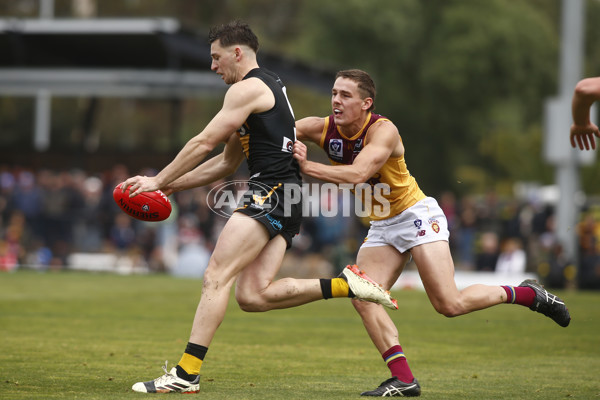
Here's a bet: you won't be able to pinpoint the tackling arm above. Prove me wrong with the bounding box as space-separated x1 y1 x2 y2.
294 121 400 185
295 116 325 143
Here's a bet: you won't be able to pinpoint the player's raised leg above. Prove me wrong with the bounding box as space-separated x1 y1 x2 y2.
412 240 570 326
234 253 398 311
411 240 505 316
235 234 324 311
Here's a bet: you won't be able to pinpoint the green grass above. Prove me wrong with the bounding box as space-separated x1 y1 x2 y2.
1 271 599 399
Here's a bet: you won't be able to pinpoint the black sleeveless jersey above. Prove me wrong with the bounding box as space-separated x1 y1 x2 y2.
237 68 301 185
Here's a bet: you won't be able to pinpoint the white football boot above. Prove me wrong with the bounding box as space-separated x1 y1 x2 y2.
342 265 398 310
131 361 200 393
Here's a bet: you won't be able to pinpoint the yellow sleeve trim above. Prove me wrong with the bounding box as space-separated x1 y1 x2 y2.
319 117 330 148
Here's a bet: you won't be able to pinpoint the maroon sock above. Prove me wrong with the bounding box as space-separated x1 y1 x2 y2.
501 285 535 307
382 345 414 383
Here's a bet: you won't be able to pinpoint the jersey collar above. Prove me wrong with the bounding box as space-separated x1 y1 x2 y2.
337 112 371 141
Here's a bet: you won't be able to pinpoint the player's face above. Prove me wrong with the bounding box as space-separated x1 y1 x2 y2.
210 40 238 85
331 78 370 127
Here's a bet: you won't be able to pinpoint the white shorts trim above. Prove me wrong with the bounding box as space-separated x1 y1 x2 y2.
361 197 450 253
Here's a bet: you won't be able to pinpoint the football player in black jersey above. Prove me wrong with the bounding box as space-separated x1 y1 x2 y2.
122 21 396 394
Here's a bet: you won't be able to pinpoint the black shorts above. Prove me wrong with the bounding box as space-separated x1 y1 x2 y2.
234 182 302 249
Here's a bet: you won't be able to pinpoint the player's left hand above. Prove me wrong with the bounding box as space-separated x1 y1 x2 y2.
121 175 161 198
570 123 600 150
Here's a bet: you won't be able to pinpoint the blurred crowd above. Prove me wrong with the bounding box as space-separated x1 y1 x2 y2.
1 164 599 289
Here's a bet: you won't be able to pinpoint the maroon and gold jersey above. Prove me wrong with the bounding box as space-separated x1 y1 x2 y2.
319 112 426 220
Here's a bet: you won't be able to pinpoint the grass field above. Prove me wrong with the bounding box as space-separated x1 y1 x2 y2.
0 270 599 400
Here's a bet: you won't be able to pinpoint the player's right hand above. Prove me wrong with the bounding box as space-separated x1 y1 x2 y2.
570 123 600 150
293 140 308 164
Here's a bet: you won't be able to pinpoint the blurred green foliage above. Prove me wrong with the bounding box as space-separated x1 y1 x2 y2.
288 0 560 196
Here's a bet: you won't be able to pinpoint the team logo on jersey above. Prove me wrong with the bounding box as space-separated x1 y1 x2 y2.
282 137 293 153
428 218 441 233
329 139 343 158
353 139 363 152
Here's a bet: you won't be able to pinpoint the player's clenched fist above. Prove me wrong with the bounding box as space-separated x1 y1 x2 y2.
293 140 308 164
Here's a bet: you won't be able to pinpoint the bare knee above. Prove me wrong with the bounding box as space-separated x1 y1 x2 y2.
432 298 465 318
235 295 263 312
235 290 270 312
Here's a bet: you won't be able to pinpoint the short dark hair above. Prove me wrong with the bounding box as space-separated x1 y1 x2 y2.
335 69 376 111
208 20 259 53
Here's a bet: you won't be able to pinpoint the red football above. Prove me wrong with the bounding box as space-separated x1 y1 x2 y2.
113 183 172 222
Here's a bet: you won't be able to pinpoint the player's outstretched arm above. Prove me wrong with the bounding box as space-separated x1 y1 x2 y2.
162 134 244 195
123 78 267 197
570 77 600 150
